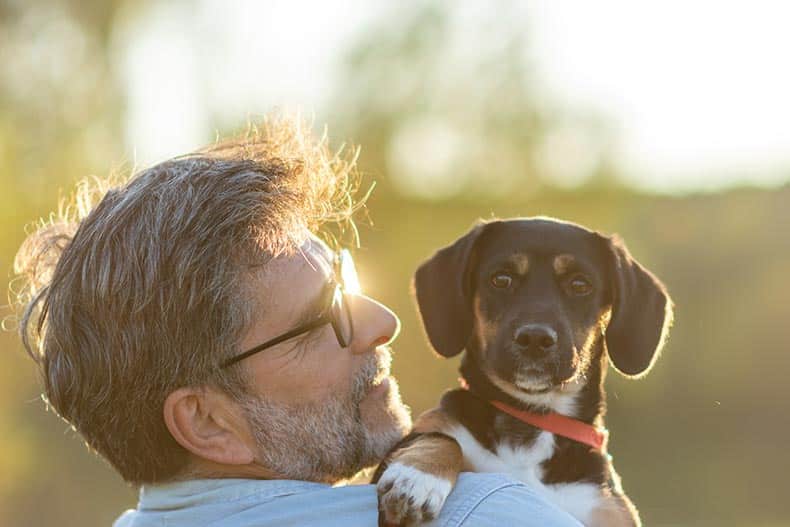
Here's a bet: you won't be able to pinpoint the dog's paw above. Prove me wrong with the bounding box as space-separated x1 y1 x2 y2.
377 462 452 526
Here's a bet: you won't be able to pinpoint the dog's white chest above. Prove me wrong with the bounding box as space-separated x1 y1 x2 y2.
449 425 602 524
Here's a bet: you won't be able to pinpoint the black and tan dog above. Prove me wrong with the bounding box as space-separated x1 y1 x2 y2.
374 217 673 526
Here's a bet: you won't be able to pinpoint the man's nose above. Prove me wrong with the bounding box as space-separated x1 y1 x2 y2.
513 323 558 359
348 294 400 354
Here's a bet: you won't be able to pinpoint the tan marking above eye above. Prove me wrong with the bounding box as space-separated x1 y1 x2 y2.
553 253 576 275
506 253 530 274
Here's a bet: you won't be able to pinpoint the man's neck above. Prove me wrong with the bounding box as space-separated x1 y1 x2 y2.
182 456 282 481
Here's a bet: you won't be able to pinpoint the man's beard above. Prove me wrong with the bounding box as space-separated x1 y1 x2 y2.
240 351 411 483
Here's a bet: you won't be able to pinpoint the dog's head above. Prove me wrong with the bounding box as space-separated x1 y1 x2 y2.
414 217 673 397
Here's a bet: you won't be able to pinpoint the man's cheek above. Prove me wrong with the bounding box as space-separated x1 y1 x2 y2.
255 361 329 406
305 359 355 402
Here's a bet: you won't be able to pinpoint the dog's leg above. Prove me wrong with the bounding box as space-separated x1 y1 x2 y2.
375 410 463 526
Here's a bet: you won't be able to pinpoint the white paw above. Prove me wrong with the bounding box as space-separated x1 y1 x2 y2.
377 462 452 525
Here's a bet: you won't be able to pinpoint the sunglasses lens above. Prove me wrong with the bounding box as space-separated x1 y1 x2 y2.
332 285 353 346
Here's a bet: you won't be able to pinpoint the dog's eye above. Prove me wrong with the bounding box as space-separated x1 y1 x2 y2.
490 272 513 289
567 275 593 296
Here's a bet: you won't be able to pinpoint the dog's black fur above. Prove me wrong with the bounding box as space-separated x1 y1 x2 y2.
375 217 673 526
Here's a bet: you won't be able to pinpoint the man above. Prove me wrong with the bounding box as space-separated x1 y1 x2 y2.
14 116 580 526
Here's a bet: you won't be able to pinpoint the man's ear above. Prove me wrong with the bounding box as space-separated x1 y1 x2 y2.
602 235 674 377
163 387 255 466
413 221 495 357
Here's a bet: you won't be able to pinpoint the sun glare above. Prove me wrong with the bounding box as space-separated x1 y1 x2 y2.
340 249 363 295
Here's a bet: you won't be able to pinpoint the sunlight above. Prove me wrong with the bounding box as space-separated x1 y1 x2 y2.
532 0 790 191
118 0 790 191
339 249 362 295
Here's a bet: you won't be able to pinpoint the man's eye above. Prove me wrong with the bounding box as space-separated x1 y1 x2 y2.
567 275 593 296
490 272 513 289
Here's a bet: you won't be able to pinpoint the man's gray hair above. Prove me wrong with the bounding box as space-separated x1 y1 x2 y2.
12 116 362 484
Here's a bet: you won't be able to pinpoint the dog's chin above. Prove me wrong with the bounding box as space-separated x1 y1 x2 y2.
484 366 586 414
512 367 579 395
512 373 553 394
517 384 552 394
514 378 554 394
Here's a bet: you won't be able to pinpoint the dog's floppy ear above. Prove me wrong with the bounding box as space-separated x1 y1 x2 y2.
413 222 492 357
603 235 674 377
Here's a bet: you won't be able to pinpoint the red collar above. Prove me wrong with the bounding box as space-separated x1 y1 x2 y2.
459 378 608 451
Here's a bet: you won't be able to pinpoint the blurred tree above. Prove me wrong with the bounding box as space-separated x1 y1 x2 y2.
0 0 150 246
331 0 618 201
0 1 147 524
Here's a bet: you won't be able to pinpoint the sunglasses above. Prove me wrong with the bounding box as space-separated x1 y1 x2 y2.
220 249 358 369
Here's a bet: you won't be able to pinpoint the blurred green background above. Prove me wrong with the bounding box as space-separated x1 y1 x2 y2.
2 1 789 526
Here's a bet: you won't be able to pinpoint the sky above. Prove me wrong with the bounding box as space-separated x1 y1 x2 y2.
120 0 790 194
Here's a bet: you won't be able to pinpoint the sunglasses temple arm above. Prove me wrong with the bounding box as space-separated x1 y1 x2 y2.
220 315 332 368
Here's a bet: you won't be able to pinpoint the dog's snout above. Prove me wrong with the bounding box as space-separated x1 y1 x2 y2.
513 324 558 357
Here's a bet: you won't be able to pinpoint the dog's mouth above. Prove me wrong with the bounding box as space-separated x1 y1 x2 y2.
512 365 577 394
513 369 555 393
517 385 552 394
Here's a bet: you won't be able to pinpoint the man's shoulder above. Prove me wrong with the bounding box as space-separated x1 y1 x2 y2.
425 472 582 527
114 475 581 527
255 473 580 527
247 473 580 527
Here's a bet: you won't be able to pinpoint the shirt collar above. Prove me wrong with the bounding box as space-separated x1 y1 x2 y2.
138 478 329 511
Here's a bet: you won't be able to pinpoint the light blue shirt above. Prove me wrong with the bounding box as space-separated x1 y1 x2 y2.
114 473 582 526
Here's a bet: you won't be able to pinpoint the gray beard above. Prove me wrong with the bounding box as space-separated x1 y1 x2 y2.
240 357 407 482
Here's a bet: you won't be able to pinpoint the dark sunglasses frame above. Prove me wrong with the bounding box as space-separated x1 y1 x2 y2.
220 252 354 369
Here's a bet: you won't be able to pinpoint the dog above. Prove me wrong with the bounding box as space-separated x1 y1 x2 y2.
374 217 673 526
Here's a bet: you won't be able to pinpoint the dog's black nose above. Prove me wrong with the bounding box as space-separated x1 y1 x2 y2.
513 324 558 357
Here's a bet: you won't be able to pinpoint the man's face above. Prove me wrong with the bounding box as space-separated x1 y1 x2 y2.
236 236 411 482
